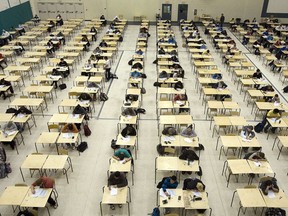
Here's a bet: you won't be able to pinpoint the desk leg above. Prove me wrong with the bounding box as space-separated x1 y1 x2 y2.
277 145 283 160
45 206 51 216
20 167 25 182
127 201 130 216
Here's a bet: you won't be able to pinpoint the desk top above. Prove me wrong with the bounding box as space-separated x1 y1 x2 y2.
261 189 288 208
101 186 128 204
42 155 68 170
0 186 29 206
36 132 59 144
183 190 209 209
159 189 184 208
10 98 44 107
159 115 193 125
237 188 266 208
109 158 131 172
48 113 84 124
21 154 48 169
156 156 199 172
21 188 52 208
116 134 136 146
227 159 251 174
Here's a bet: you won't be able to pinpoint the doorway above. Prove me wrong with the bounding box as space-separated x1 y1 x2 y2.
162 4 172 20
178 4 188 22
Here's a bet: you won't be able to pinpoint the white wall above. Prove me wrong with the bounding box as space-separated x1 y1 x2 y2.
29 0 287 22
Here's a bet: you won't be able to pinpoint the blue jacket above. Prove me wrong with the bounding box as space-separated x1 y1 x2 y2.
161 177 178 191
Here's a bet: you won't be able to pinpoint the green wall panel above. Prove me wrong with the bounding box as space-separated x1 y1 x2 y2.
0 1 33 31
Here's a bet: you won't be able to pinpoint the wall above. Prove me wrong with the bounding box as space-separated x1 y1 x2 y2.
0 1 33 30
29 0 288 22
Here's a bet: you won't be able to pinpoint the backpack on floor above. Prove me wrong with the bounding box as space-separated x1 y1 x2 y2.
283 86 288 93
59 83 67 90
0 146 6 162
265 208 286 216
100 92 108 101
0 163 7 179
77 141 88 152
254 122 265 133
151 207 160 216
84 124 91 136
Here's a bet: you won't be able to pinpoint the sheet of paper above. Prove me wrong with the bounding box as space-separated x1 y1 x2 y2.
119 159 126 164
70 114 80 119
242 138 252 142
184 138 192 143
62 133 73 139
254 161 261 167
31 189 47 198
175 101 184 105
16 113 25 118
166 189 176 197
126 115 132 119
110 188 117 196
121 136 130 142
193 191 202 197
268 190 275 198
79 100 89 105
5 130 16 136
159 188 167 198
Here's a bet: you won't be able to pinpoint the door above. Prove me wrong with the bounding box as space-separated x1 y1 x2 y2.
162 4 172 20
178 4 188 22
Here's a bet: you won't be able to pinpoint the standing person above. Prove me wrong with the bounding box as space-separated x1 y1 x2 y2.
104 56 112 82
31 177 57 208
220 13 225 28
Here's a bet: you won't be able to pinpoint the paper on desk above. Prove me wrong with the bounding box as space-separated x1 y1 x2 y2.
193 191 202 197
16 113 26 118
121 136 130 142
62 133 73 139
0 85 5 88
163 136 175 142
126 115 132 119
159 188 175 198
110 188 118 196
31 189 47 198
5 130 16 136
271 118 277 123
254 161 261 167
274 102 280 107
175 101 184 105
166 189 176 197
268 190 276 198
79 100 89 105
242 138 252 142
119 159 126 164
70 114 80 119
184 138 192 143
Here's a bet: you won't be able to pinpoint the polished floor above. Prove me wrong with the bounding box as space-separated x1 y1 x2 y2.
0 22 288 216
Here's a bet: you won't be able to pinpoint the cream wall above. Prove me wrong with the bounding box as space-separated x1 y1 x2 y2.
29 0 287 22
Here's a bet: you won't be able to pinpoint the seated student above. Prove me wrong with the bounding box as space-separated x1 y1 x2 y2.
240 125 256 152
252 69 263 89
0 53 7 70
131 62 143 70
263 108 281 133
56 14 64 26
173 94 188 113
170 55 179 63
244 151 265 161
167 35 176 45
2 121 18 149
211 81 227 89
112 147 132 164
61 123 79 148
81 59 93 77
14 42 25 55
57 58 70 77
135 49 144 55
260 178 279 195
31 177 57 208
0 78 14 100
125 94 138 104
46 40 55 54
99 40 108 47
121 124 137 137
92 46 103 60
90 26 97 41
78 93 92 102
183 177 205 190
260 85 274 102
130 70 142 88
158 47 166 55
180 125 197 137
271 94 280 104
179 148 199 162
81 35 90 51
162 127 177 136
157 175 179 195
107 171 128 210
100 15 107 26
56 32 66 45
47 20 55 33
122 107 137 116
171 64 185 78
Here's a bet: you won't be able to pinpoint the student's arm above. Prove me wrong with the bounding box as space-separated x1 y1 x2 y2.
71 124 79 133
117 174 128 187
61 124 69 133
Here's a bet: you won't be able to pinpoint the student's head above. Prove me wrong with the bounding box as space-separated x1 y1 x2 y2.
60 58 64 62
256 68 261 73
170 175 177 183
7 121 14 128
118 153 125 161
167 127 175 135
274 94 279 98
68 123 74 131
273 109 280 114
114 171 120 178
88 59 91 63
196 182 204 192
246 125 253 132
257 152 265 159
265 180 273 187
104 57 108 60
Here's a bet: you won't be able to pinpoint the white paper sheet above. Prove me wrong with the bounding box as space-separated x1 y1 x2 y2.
31 189 47 198
268 190 275 198
110 188 117 196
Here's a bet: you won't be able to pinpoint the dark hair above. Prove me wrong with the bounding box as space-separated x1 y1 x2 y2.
114 171 120 177
119 153 125 161
171 175 177 181
68 124 73 130
265 180 272 185
273 109 280 113
60 58 64 61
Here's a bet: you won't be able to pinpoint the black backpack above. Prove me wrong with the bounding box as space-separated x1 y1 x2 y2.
174 81 184 90
283 86 288 93
100 92 108 101
254 122 265 133
0 147 6 162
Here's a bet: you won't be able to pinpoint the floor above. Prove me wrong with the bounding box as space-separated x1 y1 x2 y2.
0 22 288 216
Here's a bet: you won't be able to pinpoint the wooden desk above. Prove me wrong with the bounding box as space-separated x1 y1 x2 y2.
273 135 288 159
23 85 55 103
35 132 59 153
231 188 266 216
0 186 29 208
48 113 84 125
58 98 93 114
42 155 73 183
158 189 184 210
261 189 288 208
211 116 247 137
109 158 133 184
10 98 45 116
100 186 131 216
183 190 211 215
155 156 199 183
159 115 193 132
20 154 48 181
